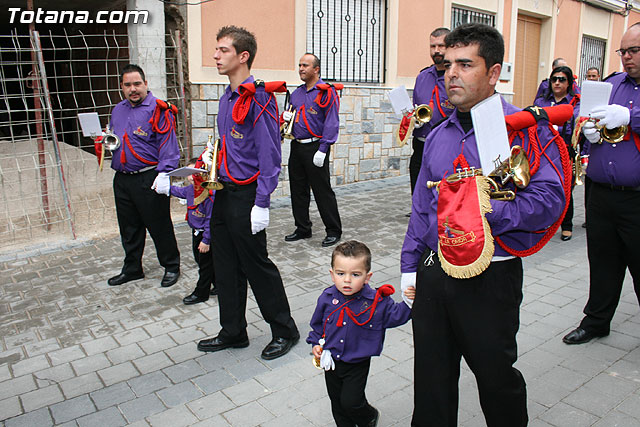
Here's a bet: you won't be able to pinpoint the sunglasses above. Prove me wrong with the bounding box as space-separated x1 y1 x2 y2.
615 46 640 56
551 76 567 83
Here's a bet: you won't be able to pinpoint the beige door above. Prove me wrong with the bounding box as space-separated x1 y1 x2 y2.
514 15 541 108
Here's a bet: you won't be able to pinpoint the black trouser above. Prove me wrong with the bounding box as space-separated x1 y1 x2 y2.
113 170 180 276
211 182 298 341
579 183 640 334
584 175 592 220
325 359 377 427
288 140 341 237
411 250 527 427
409 137 425 194
561 186 575 232
191 229 215 298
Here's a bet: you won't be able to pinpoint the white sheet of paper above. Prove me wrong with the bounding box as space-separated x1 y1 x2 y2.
166 167 207 177
579 80 613 117
387 86 413 117
77 113 103 137
470 93 510 175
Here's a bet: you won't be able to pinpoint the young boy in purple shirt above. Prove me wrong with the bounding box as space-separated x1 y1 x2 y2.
307 240 412 426
170 159 216 305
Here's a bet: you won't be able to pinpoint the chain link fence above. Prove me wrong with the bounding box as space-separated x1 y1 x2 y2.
0 29 188 254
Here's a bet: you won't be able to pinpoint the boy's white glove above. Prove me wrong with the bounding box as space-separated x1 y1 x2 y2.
320 348 335 371
313 151 326 167
250 205 269 234
282 110 294 122
202 139 215 167
591 104 630 129
582 121 601 144
401 272 417 308
151 172 170 196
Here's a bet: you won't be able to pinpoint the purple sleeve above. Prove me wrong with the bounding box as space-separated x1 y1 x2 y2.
306 293 328 346
201 194 214 245
318 88 340 153
253 92 282 208
486 124 566 234
381 298 411 328
170 185 189 199
155 109 181 172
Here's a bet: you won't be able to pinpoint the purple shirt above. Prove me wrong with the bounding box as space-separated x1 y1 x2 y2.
586 72 640 187
110 92 180 173
170 184 214 245
533 93 579 145
307 284 411 363
289 79 340 153
412 65 454 139
217 76 281 208
401 97 567 272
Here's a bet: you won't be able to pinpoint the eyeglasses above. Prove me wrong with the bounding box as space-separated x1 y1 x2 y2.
616 46 640 56
551 76 567 83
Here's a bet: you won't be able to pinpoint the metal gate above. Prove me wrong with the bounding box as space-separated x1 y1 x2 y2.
580 35 606 82
0 29 188 254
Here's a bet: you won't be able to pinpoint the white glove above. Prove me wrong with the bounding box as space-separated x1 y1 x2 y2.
401 272 417 308
582 121 601 144
250 205 269 234
591 104 630 129
151 172 170 196
313 151 326 167
202 139 215 167
282 110 294 122
320 348 335 371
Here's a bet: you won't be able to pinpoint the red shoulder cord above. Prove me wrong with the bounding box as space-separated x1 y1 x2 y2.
319 285 395 341
121 133 158 166
149 99 178 148
494 123 572 256
429 85 447 118
301 84 342 138
221 135 260 185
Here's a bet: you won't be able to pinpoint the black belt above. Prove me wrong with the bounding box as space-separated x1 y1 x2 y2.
220 180 257 192
119 166 156 175
594 181 640 192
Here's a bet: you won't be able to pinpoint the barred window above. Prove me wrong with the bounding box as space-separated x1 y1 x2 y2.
306 0 386 83
579 35 606 82
451 6 495 29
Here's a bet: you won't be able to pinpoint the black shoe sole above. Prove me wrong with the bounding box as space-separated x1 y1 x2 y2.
197 339 249 352
108 274 144 286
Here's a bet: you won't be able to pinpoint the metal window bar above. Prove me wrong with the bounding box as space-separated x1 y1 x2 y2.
451 6 496 29
307 0 386 83
579 35 606 83
0 29 187 252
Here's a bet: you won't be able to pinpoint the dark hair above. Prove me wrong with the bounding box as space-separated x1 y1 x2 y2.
216 25 258 69
444 23 504 70
586 66 600 74
120 64 145 83
431 27 450 38
331 240 372 272
303 52 320 69
549 66 575 96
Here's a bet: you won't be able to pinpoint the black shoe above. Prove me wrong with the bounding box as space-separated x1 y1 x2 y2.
285 231 312 242
405 212 411 217
582 222 587 228
561 233 572 241
197 335 249 352
183 294 208 305
261 335 299 360
368 407 380 427
562 327 608 345
321 236 340 247
108 272 144 286
209 286 218 296
161 270 180 288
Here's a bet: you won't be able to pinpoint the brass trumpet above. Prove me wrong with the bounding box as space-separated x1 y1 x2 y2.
202 135 224 191
426 145 531 201
281 106 296 140
413 104 432 125
600 124 627 144
103 124 121 151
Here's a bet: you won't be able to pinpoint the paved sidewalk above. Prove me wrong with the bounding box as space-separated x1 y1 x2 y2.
1 176 640 427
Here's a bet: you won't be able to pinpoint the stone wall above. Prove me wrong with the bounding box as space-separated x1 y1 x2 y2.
189 83 411 198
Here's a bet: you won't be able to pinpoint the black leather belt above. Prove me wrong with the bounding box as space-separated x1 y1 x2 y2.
594 181 640 192
119 166 156 175
220 180 257 192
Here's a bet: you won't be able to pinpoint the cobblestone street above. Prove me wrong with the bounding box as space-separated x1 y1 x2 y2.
1 176 640 426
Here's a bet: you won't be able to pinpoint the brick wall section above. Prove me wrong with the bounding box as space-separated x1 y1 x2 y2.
189 84 412 198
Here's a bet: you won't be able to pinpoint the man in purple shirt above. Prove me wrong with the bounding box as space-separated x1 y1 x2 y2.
197 26 299 360
409 27 455 194
108 64 181 288
563 23 640 345
401 24 566 426
283 53 342 247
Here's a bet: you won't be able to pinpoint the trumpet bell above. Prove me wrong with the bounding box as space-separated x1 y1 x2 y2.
414 104 432 124
312 357 322 370
600 125 627 144
202 135 224 191
103 125 121 151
